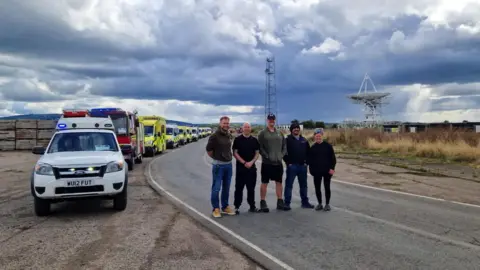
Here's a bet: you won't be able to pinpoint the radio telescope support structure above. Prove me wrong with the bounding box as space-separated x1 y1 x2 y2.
265 56 278 126
347 73 390 126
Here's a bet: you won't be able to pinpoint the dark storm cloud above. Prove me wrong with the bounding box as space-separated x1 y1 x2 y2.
429 96 480 112
47 64 145 79
378 44 480 86
1 0 480 121
431 83 480 97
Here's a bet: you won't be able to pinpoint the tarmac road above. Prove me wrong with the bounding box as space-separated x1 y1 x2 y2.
150 139 480 270
0 150 259 270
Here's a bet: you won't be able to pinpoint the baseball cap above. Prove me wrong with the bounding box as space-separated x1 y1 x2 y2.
267 113 276 120
314 128 324 135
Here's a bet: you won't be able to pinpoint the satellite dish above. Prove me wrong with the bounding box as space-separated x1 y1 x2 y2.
346 73 391 126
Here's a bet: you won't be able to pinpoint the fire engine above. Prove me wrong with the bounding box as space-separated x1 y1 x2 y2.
30 114 128 216
89 108 145 171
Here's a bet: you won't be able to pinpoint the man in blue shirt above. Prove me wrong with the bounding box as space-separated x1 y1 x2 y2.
283 122 315 210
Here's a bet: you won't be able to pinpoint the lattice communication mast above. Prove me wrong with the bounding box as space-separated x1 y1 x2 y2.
265 56 278 126
347 73 391 126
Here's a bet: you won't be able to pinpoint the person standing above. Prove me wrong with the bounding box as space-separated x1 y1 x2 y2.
283 122 315 210
232 122 260 214
206 116 236 218
307 128 337 211
257 113 288 212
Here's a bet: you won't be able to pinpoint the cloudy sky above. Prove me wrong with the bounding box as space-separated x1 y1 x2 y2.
0 0 479 124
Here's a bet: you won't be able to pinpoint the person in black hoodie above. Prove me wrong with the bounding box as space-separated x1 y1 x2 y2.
307 128 337 211
283 122 315 210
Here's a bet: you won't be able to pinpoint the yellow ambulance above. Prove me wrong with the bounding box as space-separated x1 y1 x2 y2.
138 116 167 156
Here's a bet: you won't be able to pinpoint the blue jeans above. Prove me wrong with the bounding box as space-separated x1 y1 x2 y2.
284 164 309 206
211 163 233 210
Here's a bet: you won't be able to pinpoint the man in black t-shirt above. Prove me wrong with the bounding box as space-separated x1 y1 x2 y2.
232 122 260 214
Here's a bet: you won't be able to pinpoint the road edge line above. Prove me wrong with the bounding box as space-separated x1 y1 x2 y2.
145 151 295 270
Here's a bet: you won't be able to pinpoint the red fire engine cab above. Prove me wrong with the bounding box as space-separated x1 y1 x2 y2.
85 108 145 171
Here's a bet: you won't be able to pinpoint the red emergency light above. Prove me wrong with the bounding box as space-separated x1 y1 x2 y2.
62 109 89 118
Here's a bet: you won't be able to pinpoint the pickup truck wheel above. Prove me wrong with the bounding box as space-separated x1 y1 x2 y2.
113 186 127 211
34 197 51 216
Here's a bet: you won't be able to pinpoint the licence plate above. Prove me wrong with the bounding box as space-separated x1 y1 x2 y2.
65 179 94 187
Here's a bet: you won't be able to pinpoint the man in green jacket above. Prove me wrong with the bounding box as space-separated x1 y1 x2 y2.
257 113 288 212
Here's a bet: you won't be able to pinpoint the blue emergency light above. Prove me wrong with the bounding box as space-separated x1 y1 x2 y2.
57 123 67 129
89 108 122 117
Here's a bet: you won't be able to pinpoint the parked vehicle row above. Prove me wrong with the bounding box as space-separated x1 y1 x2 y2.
29 108 212 216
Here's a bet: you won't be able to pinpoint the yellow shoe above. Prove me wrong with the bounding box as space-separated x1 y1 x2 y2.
221 206 236 216
212 208 221 218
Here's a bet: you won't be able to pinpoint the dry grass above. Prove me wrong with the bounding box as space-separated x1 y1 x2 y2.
302 128 480 164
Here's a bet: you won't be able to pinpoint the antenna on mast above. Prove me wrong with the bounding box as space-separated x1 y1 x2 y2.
265 56 278 126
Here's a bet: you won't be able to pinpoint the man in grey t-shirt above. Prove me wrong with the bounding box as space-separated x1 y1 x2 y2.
257 113 288 212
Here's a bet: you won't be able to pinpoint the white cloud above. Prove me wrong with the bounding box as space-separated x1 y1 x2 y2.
301 37 343 54
397 82 480 122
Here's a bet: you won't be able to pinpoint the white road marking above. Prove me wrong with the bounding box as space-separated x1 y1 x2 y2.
337 206 480 251
282 187 480 252
148 148 295 270
204 150 480 252
331 179 480 208
203 152 480 209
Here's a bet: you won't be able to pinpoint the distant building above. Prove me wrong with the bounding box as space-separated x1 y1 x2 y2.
382 121 480 133
277 124 303 131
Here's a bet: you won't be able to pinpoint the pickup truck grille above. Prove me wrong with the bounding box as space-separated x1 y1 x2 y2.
53 166 106 179
55 185 104 194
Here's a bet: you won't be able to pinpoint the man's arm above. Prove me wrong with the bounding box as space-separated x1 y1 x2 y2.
257 131 268 159
232 137 246 165
251 138 261 163
206 134 216 158
304 137 311 164
233 150 246 164
252 150 260 163
281 133 287 157
282 136 290 164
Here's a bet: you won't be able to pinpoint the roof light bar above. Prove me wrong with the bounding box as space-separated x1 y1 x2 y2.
62 109 90 118
90 108 125 117
55 117 115 131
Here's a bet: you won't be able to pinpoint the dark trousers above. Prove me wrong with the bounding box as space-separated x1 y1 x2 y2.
313 173 332 205
233 165 257 209
284 164 309 206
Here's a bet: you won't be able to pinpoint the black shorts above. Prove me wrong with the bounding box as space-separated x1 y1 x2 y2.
261 163 283 184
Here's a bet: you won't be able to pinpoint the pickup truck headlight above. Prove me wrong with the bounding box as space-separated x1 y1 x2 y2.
105 161 124 173
35 163 54 175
